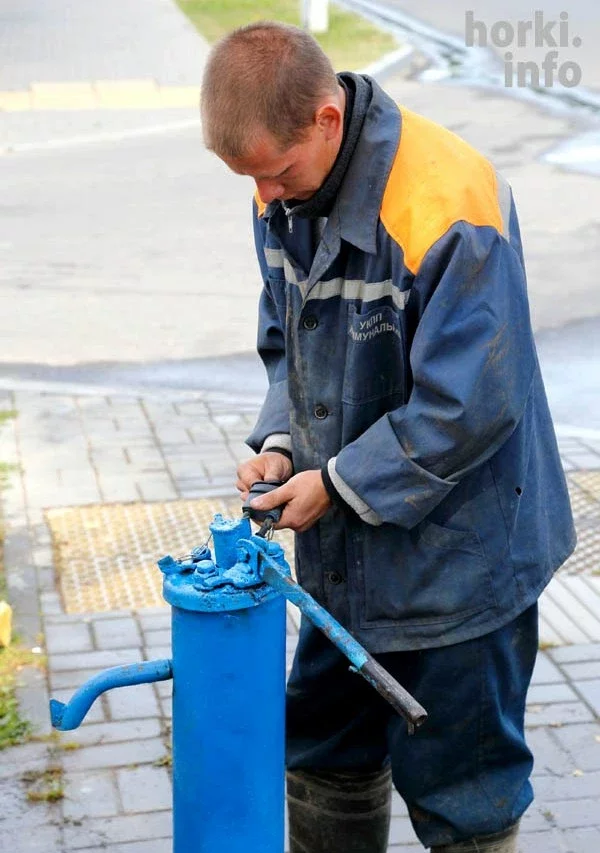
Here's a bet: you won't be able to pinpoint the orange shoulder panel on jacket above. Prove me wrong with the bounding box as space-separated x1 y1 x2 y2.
380 107 503 276
254 190 267 218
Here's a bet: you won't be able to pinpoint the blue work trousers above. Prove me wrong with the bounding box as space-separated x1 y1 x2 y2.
286 604 538 848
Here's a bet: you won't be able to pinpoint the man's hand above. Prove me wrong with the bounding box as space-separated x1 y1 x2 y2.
249 469 332 533
236 452 294 500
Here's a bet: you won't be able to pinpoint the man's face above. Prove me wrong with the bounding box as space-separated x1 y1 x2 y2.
224 125 334 205
221 97 344 205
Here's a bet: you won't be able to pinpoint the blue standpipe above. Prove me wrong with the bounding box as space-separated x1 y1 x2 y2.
50 513 426 853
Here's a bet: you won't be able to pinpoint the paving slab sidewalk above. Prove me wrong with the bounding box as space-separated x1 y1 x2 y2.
0 386 599 852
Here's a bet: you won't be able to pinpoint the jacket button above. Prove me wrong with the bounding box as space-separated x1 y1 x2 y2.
314 404 328 420
303 315 318 331
327 571 343 585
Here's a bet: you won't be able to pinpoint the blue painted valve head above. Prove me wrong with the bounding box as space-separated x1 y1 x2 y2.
157 513 290 613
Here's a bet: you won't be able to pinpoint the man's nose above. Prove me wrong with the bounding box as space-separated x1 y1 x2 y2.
255 179 285 204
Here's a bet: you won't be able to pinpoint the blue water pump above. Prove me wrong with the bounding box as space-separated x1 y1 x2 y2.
50 509 427 852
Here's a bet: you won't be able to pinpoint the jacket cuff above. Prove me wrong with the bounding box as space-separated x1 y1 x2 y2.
326 458 383 526
261 433 292 455
320 462 347 509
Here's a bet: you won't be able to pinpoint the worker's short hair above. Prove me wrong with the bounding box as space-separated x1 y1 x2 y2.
201 21 339 158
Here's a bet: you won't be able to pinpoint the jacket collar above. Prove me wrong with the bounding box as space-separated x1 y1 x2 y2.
336 78 402 254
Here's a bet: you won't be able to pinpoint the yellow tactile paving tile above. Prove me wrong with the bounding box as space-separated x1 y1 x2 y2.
0 90 33 111
46 499 294 614
31 82 96 109
0 80 199 112
561 470 600 575
94 78 161 107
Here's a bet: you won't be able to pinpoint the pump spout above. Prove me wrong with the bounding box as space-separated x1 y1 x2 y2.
50 659 173 731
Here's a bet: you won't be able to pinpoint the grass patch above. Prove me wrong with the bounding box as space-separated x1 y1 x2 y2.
22 766 65 803
176 0 398 70
1 410 44 751
0 643 44 750
0 410 17 426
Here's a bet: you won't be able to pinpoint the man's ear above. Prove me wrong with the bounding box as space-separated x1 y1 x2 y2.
314 103 343 140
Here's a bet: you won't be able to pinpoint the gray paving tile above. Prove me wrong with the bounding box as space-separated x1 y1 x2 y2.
525 701 595 727
92 616 142 650
60 718 162 748
143 645 171 661
51 666 112 690
551 724 600 772
155 679 172 699
520 803 554 832
142 628 171 647
0 775 56 828
516 829 565 853
0 823 62 852
138 609 170 631
84 842 172 853
575 679 600 716
534 770 600 801
528 729 575 776
39 590 64 616
558 827 600 853
45 621 93 654
97 476 141 502
551 644 600 664
549 797 600 828
88 609 137 621
12 610 43 645
391 791 408 816
527 683 577 704
117 765 172 812
63 769 120 820
562 661 600 681
61 738 165 772
136 475 178 501
0 741 52 780
106 681 160 720
15 665 52 737
62 809 172 849
531 653 565 685
51 648 143 671
389 816 419 845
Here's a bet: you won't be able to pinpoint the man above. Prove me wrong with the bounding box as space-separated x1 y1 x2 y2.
200 21 575 853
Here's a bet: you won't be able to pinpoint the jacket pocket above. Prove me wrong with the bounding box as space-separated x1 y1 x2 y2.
342 304 406 404
358 520 497 627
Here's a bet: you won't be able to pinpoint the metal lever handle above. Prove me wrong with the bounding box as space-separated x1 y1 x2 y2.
252 544 428 733
358 656 427 731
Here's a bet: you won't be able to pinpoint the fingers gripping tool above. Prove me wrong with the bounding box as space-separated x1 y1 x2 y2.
242 480 287 537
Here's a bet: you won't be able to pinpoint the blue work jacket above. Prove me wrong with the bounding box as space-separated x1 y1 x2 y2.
247 77 576 653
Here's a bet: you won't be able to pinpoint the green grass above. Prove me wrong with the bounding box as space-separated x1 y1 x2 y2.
0 643 43 750
22 766 64 802
0 408 43 751
176 0 397 70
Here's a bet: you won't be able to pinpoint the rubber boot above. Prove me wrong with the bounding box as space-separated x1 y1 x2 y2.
287 765 392 853
430 821 519 852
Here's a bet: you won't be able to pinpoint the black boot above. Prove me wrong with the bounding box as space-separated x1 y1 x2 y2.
287 766 392 853
430 821 519 852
